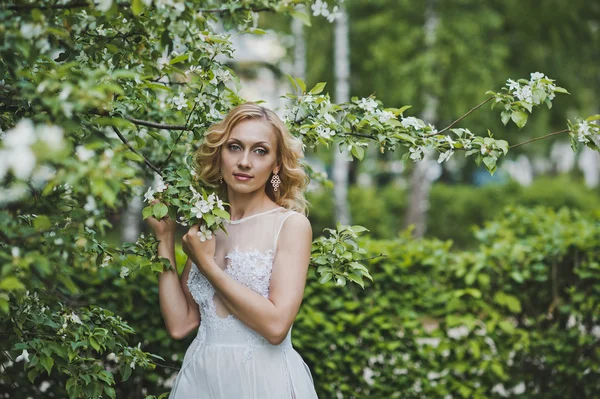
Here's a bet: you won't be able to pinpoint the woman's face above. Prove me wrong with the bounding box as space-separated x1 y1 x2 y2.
220 118 279 195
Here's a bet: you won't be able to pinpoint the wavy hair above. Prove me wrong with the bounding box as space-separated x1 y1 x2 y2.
193 103 310 215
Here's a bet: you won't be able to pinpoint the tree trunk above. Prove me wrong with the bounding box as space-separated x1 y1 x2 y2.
403 0 440 238
333 4 351 225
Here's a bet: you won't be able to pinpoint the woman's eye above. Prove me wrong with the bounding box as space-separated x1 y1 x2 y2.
229 144 241 151
255 148 267 155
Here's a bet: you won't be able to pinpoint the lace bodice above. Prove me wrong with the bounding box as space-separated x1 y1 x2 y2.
186 207 299 361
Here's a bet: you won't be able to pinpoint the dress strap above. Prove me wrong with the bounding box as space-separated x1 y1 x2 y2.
273 210 300 253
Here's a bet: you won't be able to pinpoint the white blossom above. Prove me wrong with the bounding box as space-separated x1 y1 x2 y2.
157 48 170 70
311 0 330 17
101 254 111 268
94 0 113 12
39 381 51 393
120 266 130 278
506 79 520 92
375 109 394 123
409 146 423 161
16 349 29 363
76 146 95 162
83 195 97 212
39 125 64 150
170 92 188 110
357 98 378 113
191 199 211 219
70 312 83 325
155 175 167 193
197 224 213 242
530 72 546 81
11 247 20 258
144 187 155 203
437 150 454 164
401 116 426 130
316 125 335 139
327 6 340 23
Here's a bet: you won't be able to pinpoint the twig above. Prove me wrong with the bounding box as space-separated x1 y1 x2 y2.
433 97 494 136
340 132 377 140
201 7 270 14
160 99 199 168
112 127 163 176
509 129 569 149
125 117 187 131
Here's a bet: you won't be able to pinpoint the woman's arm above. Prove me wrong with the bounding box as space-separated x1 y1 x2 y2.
146 202 201 340
157 236 201 340
193 214 312 345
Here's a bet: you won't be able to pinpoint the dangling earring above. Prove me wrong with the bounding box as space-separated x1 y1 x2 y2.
271 172 281 192
218 169 223 184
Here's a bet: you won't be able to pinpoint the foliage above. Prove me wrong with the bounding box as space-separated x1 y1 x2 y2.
1 0 599 397
295 206 600 398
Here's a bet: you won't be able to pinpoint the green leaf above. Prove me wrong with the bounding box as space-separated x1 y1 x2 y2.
27 369 37 383
482 157 497 174
0 277 25 291
170 53 189 65
121 364 132 382
142 206 153 219
511 110 528 128
496 140 509 155
586 114 600 122
309 82 327 95
285 74 298 91
132 0 144 15
124 152 144 162
40 355 54 375
351 145 365 160
153 203 168 219
318 272 332 284
295 77 307 93
501 111 511 126
33 215 52 230
290 10 311 26
104 386 116 399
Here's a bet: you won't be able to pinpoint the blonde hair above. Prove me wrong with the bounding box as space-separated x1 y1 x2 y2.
193 103 310 215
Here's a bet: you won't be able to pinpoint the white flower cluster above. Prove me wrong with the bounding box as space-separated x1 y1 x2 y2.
437 135 456 164
506 72 556 106
574 119 600 145
143 174 168 203
169 91 188 110
1 119 64 180
356 97 395 124
400 116 426 130
188 187 225 241
311 0 341 23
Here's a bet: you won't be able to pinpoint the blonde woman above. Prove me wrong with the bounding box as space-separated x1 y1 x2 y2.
146 103 319 398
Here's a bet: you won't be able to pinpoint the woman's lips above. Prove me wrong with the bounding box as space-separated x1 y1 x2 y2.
233 174 253 181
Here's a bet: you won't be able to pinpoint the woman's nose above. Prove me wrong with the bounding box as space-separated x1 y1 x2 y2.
237 151 252 168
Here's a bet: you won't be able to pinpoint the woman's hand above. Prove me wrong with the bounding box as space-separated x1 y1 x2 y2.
145 199 177 239
182 224 216 273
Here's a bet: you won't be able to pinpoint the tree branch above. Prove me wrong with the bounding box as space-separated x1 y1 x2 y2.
340 132 377 140
509 129 569 149
432 96 494 136
125 117 187 131
4 1 90 11
112 126 163 176
160 100 198 168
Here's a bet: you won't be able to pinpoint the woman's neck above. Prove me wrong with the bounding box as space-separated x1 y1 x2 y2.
226 191 276 221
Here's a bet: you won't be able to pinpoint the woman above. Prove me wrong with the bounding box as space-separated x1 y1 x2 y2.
146 103 319 398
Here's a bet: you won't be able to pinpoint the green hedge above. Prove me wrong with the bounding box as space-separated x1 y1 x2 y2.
295 205 600 398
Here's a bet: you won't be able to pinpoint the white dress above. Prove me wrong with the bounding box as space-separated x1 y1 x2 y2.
169 206 319 399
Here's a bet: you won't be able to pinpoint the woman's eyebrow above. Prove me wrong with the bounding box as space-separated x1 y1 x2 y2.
228 138 271 147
